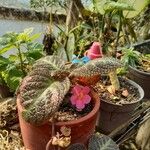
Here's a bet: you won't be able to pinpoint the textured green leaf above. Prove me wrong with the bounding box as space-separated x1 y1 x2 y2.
33 55 66 74
19 55 70 124
54 46 68 62
70 57 122 77
20 77 70 124
88 134 119 150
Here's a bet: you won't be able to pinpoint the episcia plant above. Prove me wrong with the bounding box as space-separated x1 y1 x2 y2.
0 28 44 92
18 55 122 125
67 133 119 150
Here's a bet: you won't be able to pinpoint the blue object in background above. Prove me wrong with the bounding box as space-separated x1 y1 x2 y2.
72 55 90 64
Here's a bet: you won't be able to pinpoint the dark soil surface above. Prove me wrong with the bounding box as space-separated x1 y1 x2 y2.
52 94 93 122
93 77 140 105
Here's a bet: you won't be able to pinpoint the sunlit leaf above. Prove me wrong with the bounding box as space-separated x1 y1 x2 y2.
0 44 15 54
119 0 150 18
29 33 41 41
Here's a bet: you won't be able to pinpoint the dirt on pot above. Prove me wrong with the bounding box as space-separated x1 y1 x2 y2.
93 77 140 105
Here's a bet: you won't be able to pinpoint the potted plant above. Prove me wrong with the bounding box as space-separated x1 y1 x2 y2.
89 49 144 134
0 28 44 98
77 42 144 134
123 40 150 99
17 55 124 149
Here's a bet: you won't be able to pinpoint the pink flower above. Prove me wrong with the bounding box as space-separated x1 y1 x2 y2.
70 85 91 111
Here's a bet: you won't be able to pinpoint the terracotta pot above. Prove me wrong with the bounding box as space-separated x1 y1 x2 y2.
17 90 100 150
98 78 144 134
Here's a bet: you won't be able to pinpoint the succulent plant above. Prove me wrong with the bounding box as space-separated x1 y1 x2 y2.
66 134 119 150
18 55 122 125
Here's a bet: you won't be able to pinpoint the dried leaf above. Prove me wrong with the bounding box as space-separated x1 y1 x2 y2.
107 85 116 95
122 89 129 97
60 126 71 137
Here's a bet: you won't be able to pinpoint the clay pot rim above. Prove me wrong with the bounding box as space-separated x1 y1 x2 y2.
100 77 144 106
129 65 150 76
17 90 100 126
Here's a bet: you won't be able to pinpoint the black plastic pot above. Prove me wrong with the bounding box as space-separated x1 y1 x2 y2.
128 39 150 99
128 66 150 99
98 78 144 134
0 84 13 98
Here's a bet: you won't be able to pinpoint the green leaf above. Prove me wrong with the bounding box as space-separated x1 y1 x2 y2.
54 46 68 62
29 33 41 41
94 0 134 14
26 43 43 60
66 33 75 61
121 47 141 67
4 65 24 91
6 76 22 92
19 56 71 124
20 76 70 124
0 44 15 54
119 0 150 18
24 28 34 35
9 55 19 62
0 56 11 70
93 0 107 15
104 1 134 12
33 55 66 72
26 50 43 61
88 134 119 150
0 32 18 46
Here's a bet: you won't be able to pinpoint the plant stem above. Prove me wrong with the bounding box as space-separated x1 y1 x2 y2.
109 71 120 90
100 14 105 40
65 35 70 62
115 11 122 50
46 118 56 150
16 45 26 76
49 6 53 34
